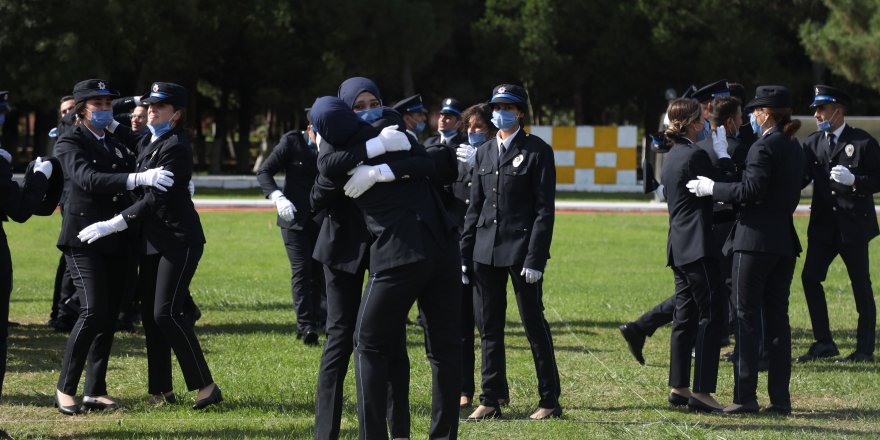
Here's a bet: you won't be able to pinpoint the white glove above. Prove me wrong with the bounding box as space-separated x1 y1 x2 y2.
654 183 666 202
33 157 53 178
77 215 128 244
520 267 543 284
378 125 411 152
273 195 296 222
461 265 470 285
0 149 10 163
344 165 394 198
830 165 855 186
686 176 715 197
133 166 174 192
187 180 195 197
712 125 730 159
456 144 476 166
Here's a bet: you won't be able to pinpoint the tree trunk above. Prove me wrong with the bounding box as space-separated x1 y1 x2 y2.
235 86 253 174
210 87 230 174
401 58 415 97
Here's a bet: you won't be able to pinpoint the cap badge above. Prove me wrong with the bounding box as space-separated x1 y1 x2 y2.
846 144 855 157
98 82 106 90
513 154 524 168
152 84 159 92
815 87 820 95
498 87 507 93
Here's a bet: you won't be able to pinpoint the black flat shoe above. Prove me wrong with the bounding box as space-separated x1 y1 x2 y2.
723 400 759 415
837 352 874 363
529 405 562 420
796 341 839 363
192 385 223 410
302 329 319 346
761 404 792 416
668 392 689 407
54 394 80 416
82 396 122 412
465 405 501 421
687 397 722 413
619 323 646 365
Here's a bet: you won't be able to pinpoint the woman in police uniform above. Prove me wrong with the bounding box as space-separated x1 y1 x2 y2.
53 79 172 414
460 84 560 420
78 82 222 410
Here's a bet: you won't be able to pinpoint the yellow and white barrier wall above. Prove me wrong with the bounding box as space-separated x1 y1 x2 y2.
526 125 640 192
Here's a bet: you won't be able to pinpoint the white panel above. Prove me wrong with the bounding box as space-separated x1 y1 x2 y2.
595 152 617 168
530 126 553 145
617 125 638 148
576 126 594 147
616 170 637 185
575 169 594 186
554 150 575 166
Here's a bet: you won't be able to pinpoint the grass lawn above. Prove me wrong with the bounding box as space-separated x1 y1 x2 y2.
1 211 878 439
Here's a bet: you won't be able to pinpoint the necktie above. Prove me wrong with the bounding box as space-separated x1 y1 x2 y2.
825 134 835 164
499 143 507 159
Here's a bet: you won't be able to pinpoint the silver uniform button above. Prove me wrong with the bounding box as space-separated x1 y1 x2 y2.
467 182 472 187
493 219 497 224
831 191 836 196
465 199 469 204
112 196 117 202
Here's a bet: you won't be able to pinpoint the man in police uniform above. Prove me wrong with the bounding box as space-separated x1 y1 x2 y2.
798 85 880 363
462 84 560 420
424 98 466 147
393 94 429 140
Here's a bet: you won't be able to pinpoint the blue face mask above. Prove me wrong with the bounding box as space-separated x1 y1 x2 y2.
307 131 315 146
356 108 383 124
468 131 486 146
439 128 457 139
0 114 5 126
749 112 762 134
148 111 179 137
696 119 710 142
89 110 114 129
491 110 517 130
414 121 426 133
817 109 839 132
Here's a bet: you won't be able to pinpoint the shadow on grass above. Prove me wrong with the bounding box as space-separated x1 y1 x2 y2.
52 425 330 440
201 299 292 313
707 421 876 436
7 324 148 374
195 321 294 336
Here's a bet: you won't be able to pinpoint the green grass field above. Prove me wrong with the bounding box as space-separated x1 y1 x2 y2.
1 211 878 439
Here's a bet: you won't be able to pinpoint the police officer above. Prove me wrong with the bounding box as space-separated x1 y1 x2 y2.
0 90 56 399
424 98 467 147
257 109 325 346
689 85 804 415
311 96 461 440
661 98 725 413
78 82 222 409
461 84 561 420
798 85 880 363
392 94 429 139
52 79 173 414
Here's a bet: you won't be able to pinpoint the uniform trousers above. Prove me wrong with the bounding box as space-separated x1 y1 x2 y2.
0 228 11 397
473 263 560 409
314 265 410 440
57 247 126 396
280 227 325 334
634 295 675 336
732 251 795 406
668 258 723 392
460 281 476 398
140 246 213 393
354 244 461 440
802 238 875 355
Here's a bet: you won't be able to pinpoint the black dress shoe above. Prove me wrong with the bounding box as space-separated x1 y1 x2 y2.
82 396 122 412
761 404 792 416
796 341 839 363
529 405 562 420
619 323 646 365
302 329 319 346
687 397 722 413
192 385 223 410
668 392 689 407
723 401 759 415
837 352 874 363
54 394 81 416
465 405 501 421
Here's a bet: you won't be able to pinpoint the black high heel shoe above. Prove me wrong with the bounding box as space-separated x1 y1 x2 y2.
54 393 81 416
192 385 223 410
687 396 722 414
82 395 122 412
668 392 689 407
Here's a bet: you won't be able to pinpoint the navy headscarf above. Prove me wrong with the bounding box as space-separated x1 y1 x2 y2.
310 96 374 147
337 77 382 110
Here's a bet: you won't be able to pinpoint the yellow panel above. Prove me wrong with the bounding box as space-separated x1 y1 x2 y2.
575 150 594 168
556 166 575 184
616 149 637 170
595 168 617 184
552 126 576 150
594 126 618 150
